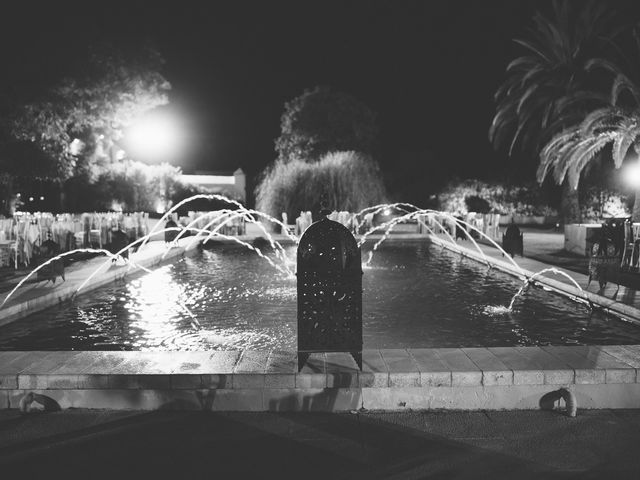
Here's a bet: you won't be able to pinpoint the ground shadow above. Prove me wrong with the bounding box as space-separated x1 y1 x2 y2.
0 409 627 478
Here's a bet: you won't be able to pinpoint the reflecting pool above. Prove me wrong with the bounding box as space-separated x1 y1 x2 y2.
1 242 639 350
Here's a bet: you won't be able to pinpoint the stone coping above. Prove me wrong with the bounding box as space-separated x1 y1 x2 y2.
1 346 639 392
426 233 640 324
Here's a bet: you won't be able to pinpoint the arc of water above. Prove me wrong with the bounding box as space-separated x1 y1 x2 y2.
355 206 527 278
357 206 447 247
354 202 421 220
169 209 234 248
202 212 293 264
414 214 439 238
197 230 294 277
0 248 146 308
139 194 245 251
425 210 526 278
76 227 191 294
366 211 415 248
352 202 422 232
77 226 295 296
426 214 458 245
186 210 292 263
363 210 488 267
435 212 490 267
240 208 299 244
358 209 457 249
508 267 584 310
167 209 238 258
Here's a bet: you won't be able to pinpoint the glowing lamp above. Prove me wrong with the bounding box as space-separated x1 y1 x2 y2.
127 114 182 160
626 162 640 188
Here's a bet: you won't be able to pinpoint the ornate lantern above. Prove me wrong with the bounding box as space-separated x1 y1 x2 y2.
297 214 363 370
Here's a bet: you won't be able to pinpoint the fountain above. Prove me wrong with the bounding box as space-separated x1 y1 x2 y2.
1 195 636 352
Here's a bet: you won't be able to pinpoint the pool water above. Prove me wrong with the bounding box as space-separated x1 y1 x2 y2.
1 242 639 350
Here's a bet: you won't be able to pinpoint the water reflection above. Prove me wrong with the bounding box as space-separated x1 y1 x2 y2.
0 243 639 351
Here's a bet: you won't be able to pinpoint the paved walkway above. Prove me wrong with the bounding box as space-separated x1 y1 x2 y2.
0 409 638 477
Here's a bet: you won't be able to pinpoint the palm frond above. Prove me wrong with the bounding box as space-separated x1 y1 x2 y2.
537 127 581 182
566 133 616 189
553 91 607 115
611 74 640 107
517 84 540 115
580 107 620 136
514 38 552 64
520 65 546 87
584 57 622 76
506 56 539 72
612 123 640 167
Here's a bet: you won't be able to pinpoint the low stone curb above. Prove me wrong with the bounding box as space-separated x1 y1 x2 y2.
2 346 639 411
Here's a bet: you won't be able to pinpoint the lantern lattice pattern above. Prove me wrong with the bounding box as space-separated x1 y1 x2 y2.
297 216 362 370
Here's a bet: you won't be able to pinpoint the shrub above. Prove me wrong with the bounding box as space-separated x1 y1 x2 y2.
579 186 630 222
437 179 558 216
255 151 387 221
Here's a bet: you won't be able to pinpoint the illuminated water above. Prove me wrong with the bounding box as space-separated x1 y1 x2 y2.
1 242 639 350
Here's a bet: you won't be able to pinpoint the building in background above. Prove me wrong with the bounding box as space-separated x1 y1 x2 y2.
179 168 246 204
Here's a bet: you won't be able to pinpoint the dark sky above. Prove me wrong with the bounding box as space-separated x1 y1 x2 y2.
2 0 639 202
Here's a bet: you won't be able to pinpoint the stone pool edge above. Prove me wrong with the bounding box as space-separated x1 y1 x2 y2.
1 346 639 411
0 238 203 328
425 233 640 325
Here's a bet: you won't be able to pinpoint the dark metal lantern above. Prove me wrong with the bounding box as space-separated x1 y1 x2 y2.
297 216 363 370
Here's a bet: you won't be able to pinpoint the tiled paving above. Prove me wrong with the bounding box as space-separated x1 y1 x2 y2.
1 346 639 411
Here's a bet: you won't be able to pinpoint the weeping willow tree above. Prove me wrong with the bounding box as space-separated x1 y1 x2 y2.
255 151 387 222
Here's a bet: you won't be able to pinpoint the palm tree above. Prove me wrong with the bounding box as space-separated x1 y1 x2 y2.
490 0 620 223
538 27 640 220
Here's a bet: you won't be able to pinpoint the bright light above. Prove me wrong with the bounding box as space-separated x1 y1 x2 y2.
126 113 182 160
110 201 124 213
383 208 392 216
626 162 640 188
69 138 85 156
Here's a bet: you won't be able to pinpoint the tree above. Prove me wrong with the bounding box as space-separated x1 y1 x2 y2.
489 0 621 223
1 42 170 212
538 27 640 221
0 138 58 215
255 151 387 222
275 86 378 162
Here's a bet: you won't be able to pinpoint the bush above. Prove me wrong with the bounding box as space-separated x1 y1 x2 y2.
437 179 558 217
579 186 630 222
255 151 387 221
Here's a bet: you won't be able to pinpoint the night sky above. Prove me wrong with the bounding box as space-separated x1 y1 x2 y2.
2 0 640 203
